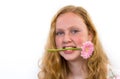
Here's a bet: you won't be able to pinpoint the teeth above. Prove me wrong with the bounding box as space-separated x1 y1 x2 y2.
65 47 73 48
63 46 76 49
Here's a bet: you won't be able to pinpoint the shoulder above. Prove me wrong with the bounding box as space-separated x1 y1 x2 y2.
107 64 120 79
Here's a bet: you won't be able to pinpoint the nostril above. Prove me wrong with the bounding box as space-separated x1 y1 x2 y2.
63 40 72 44
63 35 72 44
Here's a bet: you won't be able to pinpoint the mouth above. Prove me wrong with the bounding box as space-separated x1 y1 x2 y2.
62 46 77 54
62 46 79 51
47 46 81 52
62 46 77 49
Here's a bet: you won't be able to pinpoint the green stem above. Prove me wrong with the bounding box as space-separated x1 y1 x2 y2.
48 48 81 52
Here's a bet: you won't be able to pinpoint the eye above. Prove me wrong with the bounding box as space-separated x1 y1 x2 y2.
56 31 64 36
71 29 80 34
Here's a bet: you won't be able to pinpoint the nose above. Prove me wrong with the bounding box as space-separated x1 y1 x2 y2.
63 33 72 44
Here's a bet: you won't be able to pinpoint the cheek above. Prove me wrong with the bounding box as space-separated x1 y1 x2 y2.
73 37 83 46
72 35 89 46
55 37 62 48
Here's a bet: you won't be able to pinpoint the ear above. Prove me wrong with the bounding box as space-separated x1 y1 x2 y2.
88 32 93 41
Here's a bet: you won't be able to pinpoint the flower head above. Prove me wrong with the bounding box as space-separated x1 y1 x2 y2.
80 41 94 59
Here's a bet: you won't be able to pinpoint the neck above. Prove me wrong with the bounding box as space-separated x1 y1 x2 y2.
67 58 88 79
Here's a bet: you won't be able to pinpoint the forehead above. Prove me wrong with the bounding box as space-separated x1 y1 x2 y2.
56 12 85 29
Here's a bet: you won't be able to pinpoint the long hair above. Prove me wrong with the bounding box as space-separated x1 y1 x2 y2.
38 5 109 79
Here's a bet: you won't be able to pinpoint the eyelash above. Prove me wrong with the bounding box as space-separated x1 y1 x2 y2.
56 31 64 36
71 29 80 34
56 29 81 36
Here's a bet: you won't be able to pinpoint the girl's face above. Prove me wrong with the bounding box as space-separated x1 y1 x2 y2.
55 12 92 61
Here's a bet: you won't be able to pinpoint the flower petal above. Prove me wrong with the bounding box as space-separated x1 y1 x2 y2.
80 41 94 59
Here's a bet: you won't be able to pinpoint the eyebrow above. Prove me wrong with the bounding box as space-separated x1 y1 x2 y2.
56 25 81 31
70 26 81 29
55 29 64 34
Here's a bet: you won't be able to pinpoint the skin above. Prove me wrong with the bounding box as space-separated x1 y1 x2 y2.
55 12 92 61
55 12 92 79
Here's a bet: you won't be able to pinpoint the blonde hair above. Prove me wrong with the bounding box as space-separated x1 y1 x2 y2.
38 5 109 79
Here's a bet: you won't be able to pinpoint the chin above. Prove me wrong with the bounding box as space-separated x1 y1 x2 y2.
60 51 81 61
63 55 81 61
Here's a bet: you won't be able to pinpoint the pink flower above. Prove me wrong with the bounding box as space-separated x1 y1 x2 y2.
80 41 94 59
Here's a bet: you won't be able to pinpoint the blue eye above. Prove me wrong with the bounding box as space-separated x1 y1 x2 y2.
56 31 64 36
71 29 80 34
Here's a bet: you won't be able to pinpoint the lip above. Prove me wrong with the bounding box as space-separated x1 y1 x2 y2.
63 50 74 54
62 45 76 49
62 45 77 54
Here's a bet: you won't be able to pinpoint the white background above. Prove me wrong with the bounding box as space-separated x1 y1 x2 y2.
0 0 120 79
